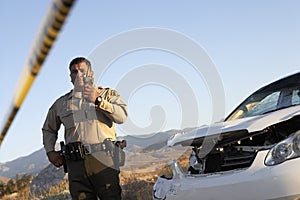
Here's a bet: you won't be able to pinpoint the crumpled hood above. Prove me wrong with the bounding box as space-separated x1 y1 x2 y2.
168 105 300 147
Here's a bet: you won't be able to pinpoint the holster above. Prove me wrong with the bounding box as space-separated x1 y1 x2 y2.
103 139 126 168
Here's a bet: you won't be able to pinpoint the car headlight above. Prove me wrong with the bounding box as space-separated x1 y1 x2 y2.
293 133 300 154
265 131 300 166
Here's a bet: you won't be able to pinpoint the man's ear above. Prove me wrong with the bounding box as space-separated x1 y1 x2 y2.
70 73 75 84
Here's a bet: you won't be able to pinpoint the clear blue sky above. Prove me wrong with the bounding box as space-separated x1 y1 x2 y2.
0 0 300 163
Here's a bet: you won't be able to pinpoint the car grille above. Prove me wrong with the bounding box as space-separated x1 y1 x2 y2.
222 152 256 168
204 151 257 173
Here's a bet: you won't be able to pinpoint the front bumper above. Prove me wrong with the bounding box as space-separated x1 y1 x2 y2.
153 150 300 200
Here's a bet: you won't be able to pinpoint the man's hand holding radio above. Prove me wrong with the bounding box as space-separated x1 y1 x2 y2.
83 79 99 103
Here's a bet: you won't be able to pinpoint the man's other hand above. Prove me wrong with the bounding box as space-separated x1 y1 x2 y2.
47 151 65 168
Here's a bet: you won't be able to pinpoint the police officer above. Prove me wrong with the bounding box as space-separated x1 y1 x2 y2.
42 57 128 199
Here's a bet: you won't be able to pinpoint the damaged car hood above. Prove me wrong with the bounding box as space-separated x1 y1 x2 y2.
168 105 300 147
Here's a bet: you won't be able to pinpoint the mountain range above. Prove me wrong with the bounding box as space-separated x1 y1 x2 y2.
0 128 196 180
0 147 49 179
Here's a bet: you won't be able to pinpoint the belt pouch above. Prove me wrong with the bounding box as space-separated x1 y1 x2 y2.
66 142 85 161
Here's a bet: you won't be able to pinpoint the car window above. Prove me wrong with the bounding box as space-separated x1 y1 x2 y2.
292 89 300 105
244 91 280 117
227 88 300 121
226 73 300 121
227 91 280 120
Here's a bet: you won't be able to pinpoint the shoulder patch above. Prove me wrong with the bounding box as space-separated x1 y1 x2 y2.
108 88 118 96
98 87 119 98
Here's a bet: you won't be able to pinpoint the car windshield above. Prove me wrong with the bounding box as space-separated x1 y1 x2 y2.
226 72 300 121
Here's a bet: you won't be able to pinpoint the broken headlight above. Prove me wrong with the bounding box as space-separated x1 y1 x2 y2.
189 150 204 172
265 131 300 166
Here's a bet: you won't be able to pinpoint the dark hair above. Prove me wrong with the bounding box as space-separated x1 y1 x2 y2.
69 57 92 71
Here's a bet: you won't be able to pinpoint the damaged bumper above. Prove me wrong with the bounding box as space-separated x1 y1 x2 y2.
153 150 300 200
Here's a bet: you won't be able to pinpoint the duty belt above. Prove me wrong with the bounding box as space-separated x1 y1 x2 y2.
62 142 108 161
61 139 126 168
83 143 107 155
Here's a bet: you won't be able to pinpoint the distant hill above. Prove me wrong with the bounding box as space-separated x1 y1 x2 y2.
120 129 178 151
0 148 49 178
121 127 196 151
30 163 67 196
0 175 10 183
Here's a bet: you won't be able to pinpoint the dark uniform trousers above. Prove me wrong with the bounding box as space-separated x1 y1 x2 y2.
67 152 122 200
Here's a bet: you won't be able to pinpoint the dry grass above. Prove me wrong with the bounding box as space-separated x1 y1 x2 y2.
2 150 191 199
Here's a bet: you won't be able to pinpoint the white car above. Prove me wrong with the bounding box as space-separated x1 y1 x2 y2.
153 72 300 200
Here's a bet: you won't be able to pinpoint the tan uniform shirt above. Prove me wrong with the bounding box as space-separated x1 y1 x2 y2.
42 87 128 153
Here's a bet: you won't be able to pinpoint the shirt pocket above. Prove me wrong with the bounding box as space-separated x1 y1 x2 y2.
60 110 75 130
